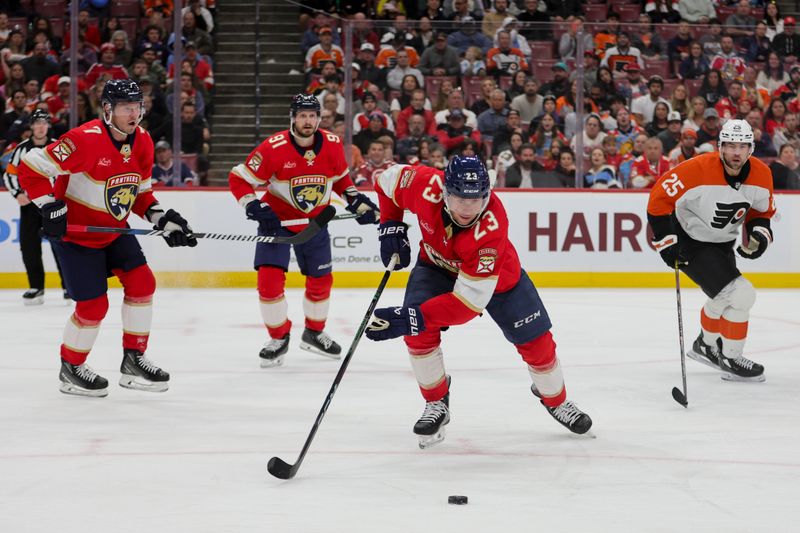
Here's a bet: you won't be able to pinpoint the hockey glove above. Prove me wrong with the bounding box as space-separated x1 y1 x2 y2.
245 199 281 233
366 306 425 341
377 220 411 270
652 234 684 268
737 225 772 260
41 199 67 240
344 189 380 225
150 208 198 248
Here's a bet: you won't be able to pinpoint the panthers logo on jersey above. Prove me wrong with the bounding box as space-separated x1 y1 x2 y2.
105 173 141 221
711 201 750 229
290 175 327 213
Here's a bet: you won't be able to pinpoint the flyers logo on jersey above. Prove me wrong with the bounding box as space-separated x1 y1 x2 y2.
105 173 140 221
477 247 497 274
247 152 263 173
711 201 750 229
51 138 76 163
290 175 327 213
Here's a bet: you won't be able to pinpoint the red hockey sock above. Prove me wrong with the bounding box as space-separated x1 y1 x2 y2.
61 295 109 365
258 266 291 338
304 273 332 331
115 265 156 352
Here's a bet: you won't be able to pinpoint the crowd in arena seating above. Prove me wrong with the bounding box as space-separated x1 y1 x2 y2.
0 0 216 186
300 0 800 190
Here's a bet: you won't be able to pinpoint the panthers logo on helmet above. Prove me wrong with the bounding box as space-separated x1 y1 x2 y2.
290 175 327 213
105 174 140 221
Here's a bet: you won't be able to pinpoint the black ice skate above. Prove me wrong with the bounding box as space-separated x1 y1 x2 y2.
119 349 169 392
719 353 765 383
22 288 44 306
686 334 722 369
260 334 290 368
59 359 108 397
299 328 342 359
414 376 451 449
538 392 593 435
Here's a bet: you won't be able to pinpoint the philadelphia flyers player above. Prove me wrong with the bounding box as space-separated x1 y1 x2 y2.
229 94 379 367
648 119 775 382
365 155 592 448
17 79 197 397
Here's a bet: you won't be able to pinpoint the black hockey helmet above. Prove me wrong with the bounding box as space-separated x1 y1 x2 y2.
101 79 144 107
30 108 51 125
290 93 321 117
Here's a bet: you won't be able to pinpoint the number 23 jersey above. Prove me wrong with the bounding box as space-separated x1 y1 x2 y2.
375 164 522 328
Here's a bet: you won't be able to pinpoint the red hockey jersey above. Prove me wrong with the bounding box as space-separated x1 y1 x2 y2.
229 129 354 227
17 119 158 248
375 164 522 329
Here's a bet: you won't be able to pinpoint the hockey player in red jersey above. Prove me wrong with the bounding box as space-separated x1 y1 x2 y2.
17 79 197 397
648 119 776 382
229 93 379 367
365 156 592 448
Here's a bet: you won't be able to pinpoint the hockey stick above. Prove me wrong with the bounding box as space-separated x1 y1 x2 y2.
671 262 689 408
268 254 399 480
280 212 357 226
66 205 336 246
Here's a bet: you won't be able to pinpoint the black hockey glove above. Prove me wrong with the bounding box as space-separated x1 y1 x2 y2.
245 199 281 233
652 234 684 268
377 220 411 270
737 224 772 260
41 199 67 240
344 189 380 225
151 208 198 248
366 306 425 341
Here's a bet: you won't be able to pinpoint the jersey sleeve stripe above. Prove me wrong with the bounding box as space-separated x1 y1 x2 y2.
330 168 350 184
453 272 498 312
231 163 267 186
376 164 403 208
23 147 67 177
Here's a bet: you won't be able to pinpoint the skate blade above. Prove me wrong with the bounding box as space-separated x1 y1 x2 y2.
721 372 766 383
299 342 342 360
23 296 44 306
686 349 721 370
418 427 447 449
59 382 108 397
119 375 169 392
260 355 285 368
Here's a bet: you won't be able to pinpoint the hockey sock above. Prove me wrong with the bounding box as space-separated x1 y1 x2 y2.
304 273 332 331
61 295 109 365
116 265 156 352
720 314 749 358
408 346 448 402
258 266 291 339
700 306 722 347
517 331 566 407
710 276 755 358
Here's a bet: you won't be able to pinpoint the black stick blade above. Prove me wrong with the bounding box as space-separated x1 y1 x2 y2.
267 456 296 480
671 387 688 408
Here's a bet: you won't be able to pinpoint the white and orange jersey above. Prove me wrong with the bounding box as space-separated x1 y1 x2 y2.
304 44 344 70
375 164 521 330
647 152 776 244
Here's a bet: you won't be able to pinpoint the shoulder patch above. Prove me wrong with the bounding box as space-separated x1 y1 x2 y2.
247 152 263 173
476 249 497 274
51 139 76 162
399 167 416 189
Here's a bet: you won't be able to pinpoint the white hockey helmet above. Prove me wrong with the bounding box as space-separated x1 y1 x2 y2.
718 119 754 160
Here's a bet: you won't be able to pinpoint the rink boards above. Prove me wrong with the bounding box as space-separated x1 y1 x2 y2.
0 189 798 288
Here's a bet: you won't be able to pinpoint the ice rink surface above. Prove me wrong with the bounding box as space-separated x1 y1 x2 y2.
0 285 798 533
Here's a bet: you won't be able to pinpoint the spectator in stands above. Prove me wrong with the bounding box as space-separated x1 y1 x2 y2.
492 108 523 153
419 32 460 77
477 88 508 142
447 16 492 54
601 31 644 78
423 0 446 22
458 137 481 157
19 42 57 86
432 77 455 112
2 29 26 64
772 16 800 58
434 88 478 129
0 89 27 141
356 43 387 91
447 0 484 21
646 101 671 137
0 12 9 47
63 10 101 49
775 64 800 102
571 113 606 157
386 49 424 91
140 93 166 138
618 63 648 103
618 133 647 183
530 112 567 156
770 143 800 189
584 147 620 189
102 17 123 44
646 0 680 24
152 140 197 187
758 51 789 94
518 0 551 42
305 26 344 72
710 35 746 80
696 108 721 146
667 20 693 63
396 113 434 164
558 17 593 61
183 0 215 34
486 29 527 78
669 84 691 120
746 107 778 157
539 62 570 99
510 77 543 124
354 139 393 188
59 33 98 76
505 71 528 101
460 45 487 76
175 101 210 177
301 14 337 54
168 72 206 117
763 2 784 42
45 76 70 125
725 0 757 46
355 93 396 134
698 69 727 106
668 128 699 168
657 110 684 153
632 75 669 126
699 18 724 59
2 62 26 100
470 78 497 116
85 43 129 87
396 89 435 137
483 0 511 37
679 41 711 80
111 30 132 68
632 14 666 61
377 32 420 69
764 98 787 137
629 137 669 188
436 108 481 156
144 0 174 18
354 111 395 155
504 143 545 188
494 130 524 175
570 51 599 92
554 148 576 185
137 25 167 64
28 17 61 53
773 112 800 152
679 0 716 24
179 10 214 56
495 17 532 60
746 21 772 62
602 134 623 169
319 109 335 131
390 74 425 120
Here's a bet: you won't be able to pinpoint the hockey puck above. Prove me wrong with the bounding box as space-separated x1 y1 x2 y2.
448 495 468 505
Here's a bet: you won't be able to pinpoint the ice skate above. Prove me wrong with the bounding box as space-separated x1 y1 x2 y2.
22 288 44 306
119 349 169 392
541 397 593 435
414 394 450 449
59 359 108 397
260 335 290 367
687 334 722 369
299 328 341 359
719 353 765 382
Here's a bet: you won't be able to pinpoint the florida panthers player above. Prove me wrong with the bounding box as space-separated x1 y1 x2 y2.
365 156 592 448
648 119 775 382
17 79 197 397
229 94 379 367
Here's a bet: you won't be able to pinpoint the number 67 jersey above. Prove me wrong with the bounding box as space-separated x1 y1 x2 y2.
376 164 522 322
648 152 776 243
